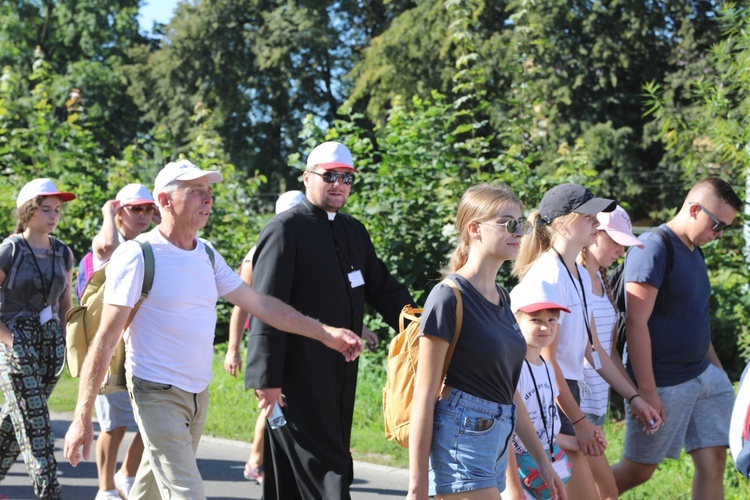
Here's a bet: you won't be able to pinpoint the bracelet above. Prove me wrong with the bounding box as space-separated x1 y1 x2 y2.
627 393 641 405
571 415 586 425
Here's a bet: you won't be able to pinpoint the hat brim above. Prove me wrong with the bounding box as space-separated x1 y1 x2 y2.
316 162 358 173
518 302 571 314
121 199 155 207
574 197 616 215
175 170 223 184
604 229 645 248
42 192 76 203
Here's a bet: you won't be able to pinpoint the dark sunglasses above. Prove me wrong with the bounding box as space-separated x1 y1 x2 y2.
692 202 729 232
308 170 355 185
481 218 532 235
125 205 156 215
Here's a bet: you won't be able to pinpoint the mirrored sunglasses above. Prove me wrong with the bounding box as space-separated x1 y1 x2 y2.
308 170 355 185
482 218 532 235
125 204 156 215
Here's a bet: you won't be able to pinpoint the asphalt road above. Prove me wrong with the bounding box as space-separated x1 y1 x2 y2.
0 412 409 499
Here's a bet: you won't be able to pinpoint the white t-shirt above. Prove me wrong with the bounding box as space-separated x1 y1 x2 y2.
580 271 617 416
521 251 594 380
105 229 243 393
512 358 561 455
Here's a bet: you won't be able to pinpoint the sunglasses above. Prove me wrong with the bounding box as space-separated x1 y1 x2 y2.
308 170 355 185
691 202 729 232
125 205 156 215
482 218 532 235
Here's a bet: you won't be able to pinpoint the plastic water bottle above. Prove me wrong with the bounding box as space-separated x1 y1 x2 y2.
269 403 286 429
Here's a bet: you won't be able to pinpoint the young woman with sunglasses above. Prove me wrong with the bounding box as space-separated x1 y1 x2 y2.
513 184 661 500
89 183 158 500
0 178 76 499
408 183 566 500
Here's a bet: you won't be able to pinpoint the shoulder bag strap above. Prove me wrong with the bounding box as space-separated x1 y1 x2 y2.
437 278 464 397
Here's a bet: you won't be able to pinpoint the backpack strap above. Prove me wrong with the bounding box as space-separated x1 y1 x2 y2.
123 241 155 330
439 278 464 395
650 227 674 314
137 241 155 296
199 239 216 269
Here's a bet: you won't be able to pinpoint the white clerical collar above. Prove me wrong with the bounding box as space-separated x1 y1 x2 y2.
327 212 337 221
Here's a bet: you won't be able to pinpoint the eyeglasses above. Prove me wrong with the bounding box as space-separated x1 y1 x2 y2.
307 170 355 185
690 202 729 232
482 218 532 235
125 205 156 215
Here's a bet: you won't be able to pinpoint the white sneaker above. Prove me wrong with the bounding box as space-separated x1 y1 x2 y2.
94 490 121 500
114 472 135 499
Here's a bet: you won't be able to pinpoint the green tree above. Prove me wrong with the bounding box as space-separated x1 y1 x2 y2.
127 0 412 198
0 0 152 157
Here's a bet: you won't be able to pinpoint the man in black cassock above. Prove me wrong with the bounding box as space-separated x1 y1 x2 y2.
245 141 413 499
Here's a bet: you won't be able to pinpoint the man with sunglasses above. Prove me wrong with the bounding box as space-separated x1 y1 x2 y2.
246 141 413 499
612 177 742 499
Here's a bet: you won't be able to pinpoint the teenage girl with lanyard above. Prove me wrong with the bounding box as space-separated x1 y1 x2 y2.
0 178 76 499
513 184 661 500
577 206 644 499
408 183 566 500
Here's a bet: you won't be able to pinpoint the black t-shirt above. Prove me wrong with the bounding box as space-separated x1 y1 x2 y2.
420 273 527 404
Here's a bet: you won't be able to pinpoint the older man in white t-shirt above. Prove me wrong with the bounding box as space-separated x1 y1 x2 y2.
63 160 363 500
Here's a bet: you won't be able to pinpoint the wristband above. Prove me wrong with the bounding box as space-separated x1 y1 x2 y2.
627 393 641 405
571 415 586 425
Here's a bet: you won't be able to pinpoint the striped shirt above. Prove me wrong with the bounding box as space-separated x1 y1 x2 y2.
580 273 617 417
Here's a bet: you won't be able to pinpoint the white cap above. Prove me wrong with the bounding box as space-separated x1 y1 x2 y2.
596 205 644 248
306 141 356 171
275 190 305 214
510 280 571 314
17 178 76 208
116 183 154 206
153 160 223 197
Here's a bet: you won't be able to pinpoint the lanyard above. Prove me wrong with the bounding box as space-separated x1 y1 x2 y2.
552 247 595 350
525 358 556 460
21 235 55 307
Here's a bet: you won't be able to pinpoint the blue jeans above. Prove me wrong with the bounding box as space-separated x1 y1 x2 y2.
429 387 515 496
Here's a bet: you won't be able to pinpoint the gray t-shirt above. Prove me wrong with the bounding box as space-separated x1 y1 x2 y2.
420 273 527 404
0 235 72 320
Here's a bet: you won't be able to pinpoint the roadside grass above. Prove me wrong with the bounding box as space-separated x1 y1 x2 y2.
44 346 750 497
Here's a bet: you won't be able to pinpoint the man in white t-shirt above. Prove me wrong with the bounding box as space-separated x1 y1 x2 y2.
63 160 364 500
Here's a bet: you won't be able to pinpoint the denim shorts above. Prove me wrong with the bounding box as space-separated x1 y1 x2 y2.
429 387 516 496
95 391 137 432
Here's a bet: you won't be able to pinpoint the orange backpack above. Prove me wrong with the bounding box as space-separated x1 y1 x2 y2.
382 278 463 448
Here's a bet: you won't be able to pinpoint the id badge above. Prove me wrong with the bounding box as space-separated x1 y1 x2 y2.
39 305 53 325
590 350 602 370
347 270 365 288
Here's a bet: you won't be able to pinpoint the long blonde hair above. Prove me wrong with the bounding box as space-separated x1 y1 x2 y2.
512 210 581 280
444 183 521 277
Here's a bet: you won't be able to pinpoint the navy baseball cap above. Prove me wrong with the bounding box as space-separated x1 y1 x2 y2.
539 183 616 223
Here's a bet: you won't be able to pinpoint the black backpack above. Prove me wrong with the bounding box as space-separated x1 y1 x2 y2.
609 227 674 357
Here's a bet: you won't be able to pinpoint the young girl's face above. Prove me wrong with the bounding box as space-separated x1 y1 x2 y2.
589 230 625 268
27 196 62 234
517 309 560 350
568 213 600 248
477 202 525 261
